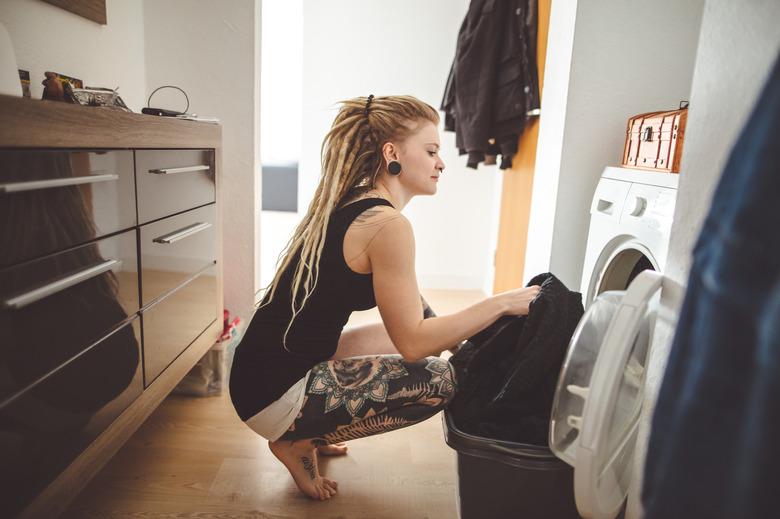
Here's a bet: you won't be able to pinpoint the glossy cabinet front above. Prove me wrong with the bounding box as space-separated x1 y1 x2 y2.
0 150 136 269
141 264 217 386
0 229 139 405
0 142 219 516
135 149 215 224
140 203 216 306
0 317 143 517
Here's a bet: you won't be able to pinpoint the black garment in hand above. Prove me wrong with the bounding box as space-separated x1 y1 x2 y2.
448 273 584 445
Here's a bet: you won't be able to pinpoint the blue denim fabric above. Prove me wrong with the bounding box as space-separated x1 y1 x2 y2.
642 54 780 518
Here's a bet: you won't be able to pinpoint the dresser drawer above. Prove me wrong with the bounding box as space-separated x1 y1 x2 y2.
135 149 215 224
140 203 216 306
141 265 217 386
0 317 142 517
0 229 139 404
0 150 136 269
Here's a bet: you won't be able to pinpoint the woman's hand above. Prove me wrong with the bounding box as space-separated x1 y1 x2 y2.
492 285 541 317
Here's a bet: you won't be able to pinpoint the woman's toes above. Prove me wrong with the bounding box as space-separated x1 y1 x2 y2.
317 482 332 500
322 478 338 495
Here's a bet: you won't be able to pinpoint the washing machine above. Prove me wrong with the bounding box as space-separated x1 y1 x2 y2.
580 167 678 308
543 167 680 518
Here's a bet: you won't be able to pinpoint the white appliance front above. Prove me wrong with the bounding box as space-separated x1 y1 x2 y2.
580 167 678 308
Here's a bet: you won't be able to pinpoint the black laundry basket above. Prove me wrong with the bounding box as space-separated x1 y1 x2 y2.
442 410 580 519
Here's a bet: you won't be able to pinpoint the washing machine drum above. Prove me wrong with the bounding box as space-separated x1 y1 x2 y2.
590 239 659 304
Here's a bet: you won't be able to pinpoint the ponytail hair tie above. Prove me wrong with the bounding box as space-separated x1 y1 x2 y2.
364 94 374 117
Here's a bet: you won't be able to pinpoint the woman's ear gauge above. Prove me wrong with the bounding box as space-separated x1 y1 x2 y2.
388 160 402 175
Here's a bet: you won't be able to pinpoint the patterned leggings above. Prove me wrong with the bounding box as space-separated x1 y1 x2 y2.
276 354 457 445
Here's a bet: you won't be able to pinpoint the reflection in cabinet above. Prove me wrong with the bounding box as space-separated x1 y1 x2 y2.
0 230 138 406
0 317 143 516
141 265 217 386
0 95 221 519
0 150 136 269
135 149 215 224
140 203 216 305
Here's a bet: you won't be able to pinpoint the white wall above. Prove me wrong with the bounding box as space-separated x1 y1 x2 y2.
483 171 504 295
522 0 577 286
627 2 780 517
144 0 261 323
1 1 261 324
297 0 498 292
0 0 146 111
525 0 703 290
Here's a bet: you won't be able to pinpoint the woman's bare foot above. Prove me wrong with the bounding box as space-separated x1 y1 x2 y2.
317 442 348 456
268 439 339 500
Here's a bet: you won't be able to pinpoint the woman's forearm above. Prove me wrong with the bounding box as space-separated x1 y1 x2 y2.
404 296 506 361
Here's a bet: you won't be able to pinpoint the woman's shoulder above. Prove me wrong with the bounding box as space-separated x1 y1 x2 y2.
356 200 404 229
366 210 413 250
364 213 415 274
336 196 401 225
335 194 396 212
339 197 408 253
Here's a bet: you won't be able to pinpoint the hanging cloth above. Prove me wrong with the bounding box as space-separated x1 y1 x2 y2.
440 0 541 170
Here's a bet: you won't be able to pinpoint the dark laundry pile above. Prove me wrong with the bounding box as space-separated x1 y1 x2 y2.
447 273 584 445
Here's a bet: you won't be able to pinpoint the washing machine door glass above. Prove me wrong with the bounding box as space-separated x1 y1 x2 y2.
549 270 663 519
549 291 623 465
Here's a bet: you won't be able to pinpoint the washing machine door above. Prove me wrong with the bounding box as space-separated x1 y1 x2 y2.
549 269 664 519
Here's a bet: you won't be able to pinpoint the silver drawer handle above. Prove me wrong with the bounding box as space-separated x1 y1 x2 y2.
1 259 121 310
148 165 210 175
153 222 212 244
0 173 119 194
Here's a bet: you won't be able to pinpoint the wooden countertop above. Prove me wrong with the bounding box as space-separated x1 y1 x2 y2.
0 95 221 149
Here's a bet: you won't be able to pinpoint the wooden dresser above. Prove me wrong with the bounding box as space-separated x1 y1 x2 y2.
0 95 223 518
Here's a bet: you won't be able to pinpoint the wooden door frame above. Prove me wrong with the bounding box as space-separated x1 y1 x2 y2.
492 0 552 294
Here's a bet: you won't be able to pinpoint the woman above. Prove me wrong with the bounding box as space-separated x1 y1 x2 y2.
228 95 540 501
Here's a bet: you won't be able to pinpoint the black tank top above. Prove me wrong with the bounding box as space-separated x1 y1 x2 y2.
229 197 395 420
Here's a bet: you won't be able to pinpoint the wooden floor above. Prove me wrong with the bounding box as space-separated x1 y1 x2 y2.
63 289 486 519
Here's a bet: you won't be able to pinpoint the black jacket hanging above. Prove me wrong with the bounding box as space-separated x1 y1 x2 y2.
448 273 583 444
440 0 540 170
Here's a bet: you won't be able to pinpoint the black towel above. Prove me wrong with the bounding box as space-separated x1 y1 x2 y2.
448 273 584 445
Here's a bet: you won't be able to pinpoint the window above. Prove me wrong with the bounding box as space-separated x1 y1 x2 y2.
260 0 302 212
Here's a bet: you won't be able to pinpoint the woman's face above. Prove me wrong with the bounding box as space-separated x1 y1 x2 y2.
392 121 445 195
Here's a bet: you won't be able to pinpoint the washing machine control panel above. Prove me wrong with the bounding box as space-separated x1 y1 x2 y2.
623 183 676 234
